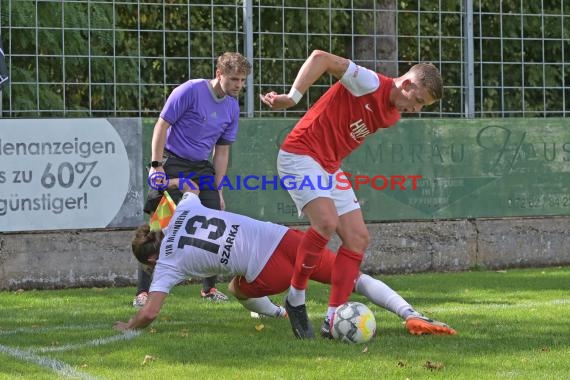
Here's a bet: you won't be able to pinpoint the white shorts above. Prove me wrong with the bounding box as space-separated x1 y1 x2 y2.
277 150 360 217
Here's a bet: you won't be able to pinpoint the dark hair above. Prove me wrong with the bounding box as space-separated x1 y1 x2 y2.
131 224 163 265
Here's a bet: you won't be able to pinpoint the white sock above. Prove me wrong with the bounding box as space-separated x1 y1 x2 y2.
287 286 305 307
354 274 419 320
326 307 336 321
239 297 284 317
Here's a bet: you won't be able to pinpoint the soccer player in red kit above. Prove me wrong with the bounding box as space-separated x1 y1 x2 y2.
260 50 443 339
115 180 455 337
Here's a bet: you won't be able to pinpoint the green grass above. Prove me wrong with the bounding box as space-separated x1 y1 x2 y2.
1 267 569 380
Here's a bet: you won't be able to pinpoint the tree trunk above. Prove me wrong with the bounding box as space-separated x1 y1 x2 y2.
353 0 398 77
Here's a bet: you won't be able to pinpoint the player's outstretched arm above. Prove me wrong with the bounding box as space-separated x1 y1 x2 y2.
114 291 168 331
259 50 350 110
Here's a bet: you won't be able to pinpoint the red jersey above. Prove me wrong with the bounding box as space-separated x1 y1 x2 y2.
281 74 400 173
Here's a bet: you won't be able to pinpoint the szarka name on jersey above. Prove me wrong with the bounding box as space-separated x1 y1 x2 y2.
220 224 239 264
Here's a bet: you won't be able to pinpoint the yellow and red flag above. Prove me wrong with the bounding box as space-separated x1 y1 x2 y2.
149 191 176 231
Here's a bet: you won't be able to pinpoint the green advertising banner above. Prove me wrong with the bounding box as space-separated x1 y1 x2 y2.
143 118 570 223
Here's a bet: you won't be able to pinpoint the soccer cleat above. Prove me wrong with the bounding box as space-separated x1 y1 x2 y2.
132 291 148 308
250 305 288 319
320 316 334 339
284 298 315 339
200 287 229 302
405 315 457 336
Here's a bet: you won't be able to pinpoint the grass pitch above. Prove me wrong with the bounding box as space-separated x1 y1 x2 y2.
1 266 569 379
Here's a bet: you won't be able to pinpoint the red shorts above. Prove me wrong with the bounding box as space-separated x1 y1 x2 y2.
236 229 335 298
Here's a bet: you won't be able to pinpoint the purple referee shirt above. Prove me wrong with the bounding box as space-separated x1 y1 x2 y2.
161 79 240 161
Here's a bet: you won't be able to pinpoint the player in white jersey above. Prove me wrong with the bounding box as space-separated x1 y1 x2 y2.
147 191 288 295
114 183 456 337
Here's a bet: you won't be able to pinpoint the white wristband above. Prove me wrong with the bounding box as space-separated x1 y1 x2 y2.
287 87 303 104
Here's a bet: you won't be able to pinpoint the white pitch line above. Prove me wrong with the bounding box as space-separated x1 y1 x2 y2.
0 320 189 336
0 323 109 336
30 330 141 353
0 327 140 378
0 343 102 380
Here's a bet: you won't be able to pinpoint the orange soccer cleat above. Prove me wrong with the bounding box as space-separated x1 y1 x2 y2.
405 315 457 336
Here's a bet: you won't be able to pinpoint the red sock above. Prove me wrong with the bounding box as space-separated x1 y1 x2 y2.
329 246 364 307
291 227 329 290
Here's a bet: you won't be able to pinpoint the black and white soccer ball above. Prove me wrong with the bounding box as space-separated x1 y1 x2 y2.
331 301 376 344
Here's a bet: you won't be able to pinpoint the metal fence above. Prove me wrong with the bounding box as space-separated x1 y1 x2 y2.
0 0 568 118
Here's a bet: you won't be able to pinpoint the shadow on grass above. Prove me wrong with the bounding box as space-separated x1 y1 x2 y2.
1 267 569 379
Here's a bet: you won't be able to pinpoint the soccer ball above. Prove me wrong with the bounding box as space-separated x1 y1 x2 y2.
331 302 376 344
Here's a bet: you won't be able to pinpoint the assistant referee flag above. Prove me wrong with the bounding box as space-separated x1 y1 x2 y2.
149 191 176 231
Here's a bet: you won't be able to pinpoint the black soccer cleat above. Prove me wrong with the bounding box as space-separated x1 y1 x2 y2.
284 298 315 339
320 316 334 340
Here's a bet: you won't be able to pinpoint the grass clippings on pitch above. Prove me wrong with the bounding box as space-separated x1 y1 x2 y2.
1 267 569 380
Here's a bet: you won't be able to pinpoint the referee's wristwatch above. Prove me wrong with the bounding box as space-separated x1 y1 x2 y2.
148 160 163 168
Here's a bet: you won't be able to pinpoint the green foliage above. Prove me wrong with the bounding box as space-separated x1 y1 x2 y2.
0 1 566 117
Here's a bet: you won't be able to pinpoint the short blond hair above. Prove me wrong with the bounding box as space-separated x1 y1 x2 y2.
217 52 252 76
408 63 443 100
